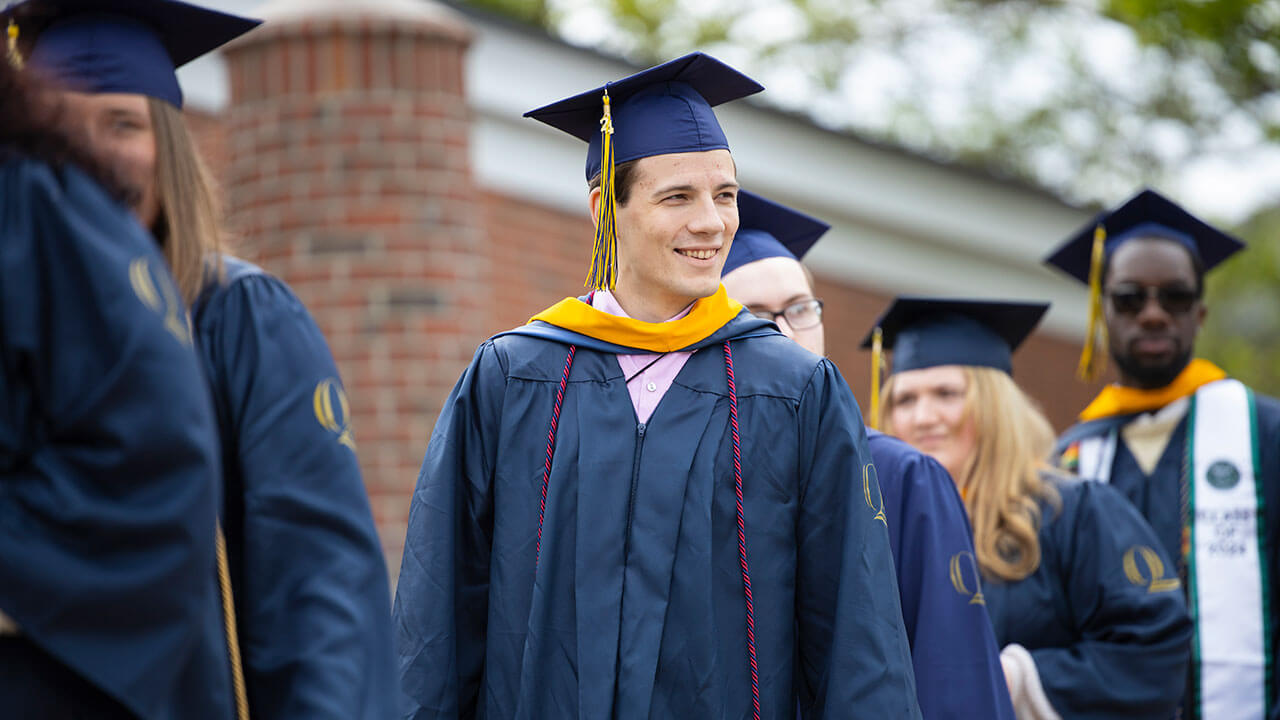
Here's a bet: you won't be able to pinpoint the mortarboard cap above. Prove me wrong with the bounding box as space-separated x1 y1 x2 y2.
860 297 1049 376
4 0 261 108
721 189 830 276
858 297 1048 429
524 52 763 181
1042 187 1243 381
1044 187 1245 284
522 52 763 291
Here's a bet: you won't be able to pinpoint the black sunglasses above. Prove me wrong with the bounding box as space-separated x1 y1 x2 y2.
1106 284 1199 315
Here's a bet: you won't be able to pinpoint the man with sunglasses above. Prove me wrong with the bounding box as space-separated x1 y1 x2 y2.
722 190 1017 720
1047 188 1280 720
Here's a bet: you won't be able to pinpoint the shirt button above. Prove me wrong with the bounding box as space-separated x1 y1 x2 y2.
646 381 657 392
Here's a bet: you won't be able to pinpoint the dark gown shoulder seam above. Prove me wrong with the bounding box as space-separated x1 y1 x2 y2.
479 338 511 378
796 359 828 408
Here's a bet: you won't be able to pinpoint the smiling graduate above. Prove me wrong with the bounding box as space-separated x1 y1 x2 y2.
393 53 920 720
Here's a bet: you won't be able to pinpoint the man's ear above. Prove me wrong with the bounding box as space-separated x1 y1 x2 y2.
588 186 602 230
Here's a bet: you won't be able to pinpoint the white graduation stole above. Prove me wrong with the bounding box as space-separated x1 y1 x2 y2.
1074 430 1118 485
1074 379 1271 719
1188 379 1269 720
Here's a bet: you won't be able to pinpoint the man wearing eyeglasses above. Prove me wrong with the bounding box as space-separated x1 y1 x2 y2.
721 190 1016 720
1047 188 1280 720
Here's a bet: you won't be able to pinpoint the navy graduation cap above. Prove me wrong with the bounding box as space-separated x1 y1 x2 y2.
1043 187 1243 380
4 0 261 108
524 52 763 290
1044 187 1245 284
524 52 764 182
721 189 830 276
859 297 1049 427
861 297 1049 376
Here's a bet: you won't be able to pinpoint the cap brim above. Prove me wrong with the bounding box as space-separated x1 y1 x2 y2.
1044 187 1245 283
6 0 261 67
860 296 1050 353
523 51 764 141
736 189 830 261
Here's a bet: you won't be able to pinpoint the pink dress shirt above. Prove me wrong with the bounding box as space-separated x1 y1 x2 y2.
590 290 694 424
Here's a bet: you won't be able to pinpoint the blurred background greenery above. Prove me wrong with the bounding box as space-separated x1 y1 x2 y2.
1202 207 1280 395
459 0 1280 395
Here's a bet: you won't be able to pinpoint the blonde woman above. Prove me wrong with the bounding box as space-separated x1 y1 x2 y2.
9 1 396 717
869 297 1192 720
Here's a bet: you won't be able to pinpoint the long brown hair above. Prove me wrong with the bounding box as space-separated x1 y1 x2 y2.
147 97 224 304
880 366 1059 582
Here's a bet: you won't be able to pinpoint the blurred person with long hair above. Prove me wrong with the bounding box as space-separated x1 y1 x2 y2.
0 40 231 719
872 297 1192 719
5 1 396 717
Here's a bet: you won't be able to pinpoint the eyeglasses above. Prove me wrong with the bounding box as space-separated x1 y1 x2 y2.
1106 284 1200 316
749 298 825 330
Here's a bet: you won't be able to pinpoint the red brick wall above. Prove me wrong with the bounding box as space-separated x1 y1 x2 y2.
223 11 480 581
482 191 594 331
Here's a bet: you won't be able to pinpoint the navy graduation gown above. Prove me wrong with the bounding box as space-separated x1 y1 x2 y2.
193 257 396 719
984 478 1192 719
868 430 1016 720
1058 395 1280 718
0 156 230 720
394 314 921 719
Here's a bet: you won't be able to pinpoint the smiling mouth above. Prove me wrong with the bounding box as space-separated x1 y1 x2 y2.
675 248 718 260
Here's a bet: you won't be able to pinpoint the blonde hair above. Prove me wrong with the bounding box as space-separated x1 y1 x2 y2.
148 97 224 304
880 366 1059 582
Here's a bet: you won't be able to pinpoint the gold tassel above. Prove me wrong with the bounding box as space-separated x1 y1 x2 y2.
216 525 251 720
869 327 883 430
587 89 618 290
1077 224 1109 381
7 19 24 70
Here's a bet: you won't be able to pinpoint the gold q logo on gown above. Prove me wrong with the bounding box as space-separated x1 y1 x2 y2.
949 551 986 605
129 257 192 345
863 463 887 526
1123 546 1181 593
314 378 356 450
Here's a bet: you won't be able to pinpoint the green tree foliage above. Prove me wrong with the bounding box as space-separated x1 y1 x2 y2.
472 0 1279 207
1200 208 1280 396
1104 0 1280 128
466 0 550 26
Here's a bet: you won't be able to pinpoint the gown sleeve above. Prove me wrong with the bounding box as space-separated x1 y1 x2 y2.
794 360 922 719
0 159 226 720
1031 480 1192 719
198 272 396 720
393 341 508 720
886 447 1017 720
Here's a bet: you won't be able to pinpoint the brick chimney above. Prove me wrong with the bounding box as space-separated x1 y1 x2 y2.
223 0 480 583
